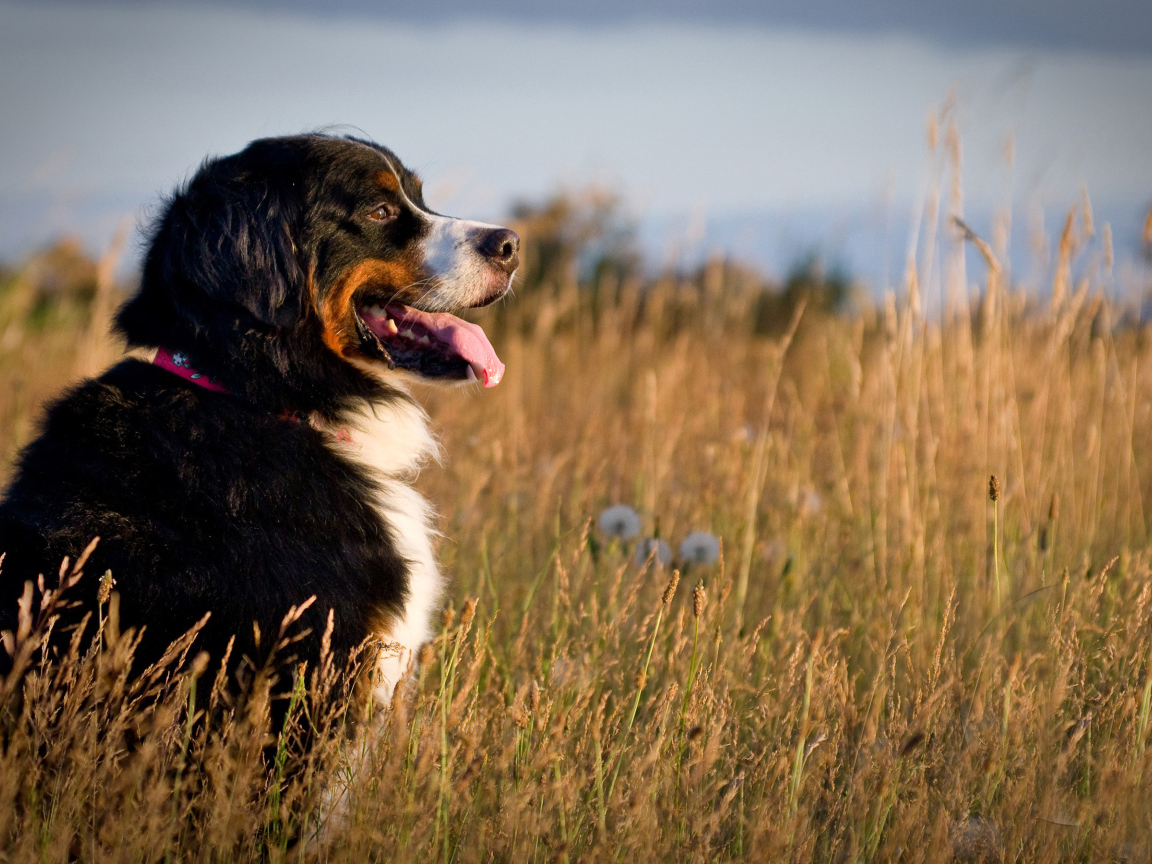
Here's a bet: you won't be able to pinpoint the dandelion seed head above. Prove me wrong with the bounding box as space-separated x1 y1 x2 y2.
598 504 642 541
679 531 720 565
634 538 672 567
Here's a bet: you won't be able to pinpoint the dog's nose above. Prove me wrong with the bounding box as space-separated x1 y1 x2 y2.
476 228 520 274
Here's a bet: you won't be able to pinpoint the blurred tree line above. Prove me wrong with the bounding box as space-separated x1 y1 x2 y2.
505 188 856 338
0 239 109 332
0 190 857 340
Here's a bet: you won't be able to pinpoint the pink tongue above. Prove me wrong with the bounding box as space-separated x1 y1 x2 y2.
374 305 505 388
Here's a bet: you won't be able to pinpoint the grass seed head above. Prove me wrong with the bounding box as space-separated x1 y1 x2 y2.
189 651 210 679
460 597 477 629
97 569 114 605
693 581 706 618
662 569 680 606
988 474 1001 502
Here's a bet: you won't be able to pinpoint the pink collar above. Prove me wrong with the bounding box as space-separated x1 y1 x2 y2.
152 347 352 442
153 347 229 393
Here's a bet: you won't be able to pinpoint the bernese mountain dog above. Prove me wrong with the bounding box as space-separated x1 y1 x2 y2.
0 133 518 710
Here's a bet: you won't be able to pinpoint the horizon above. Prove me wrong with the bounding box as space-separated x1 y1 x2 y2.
2 1 1150 291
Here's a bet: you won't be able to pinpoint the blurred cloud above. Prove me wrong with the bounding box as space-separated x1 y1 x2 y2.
1 0 1150 284
40 0 1152 55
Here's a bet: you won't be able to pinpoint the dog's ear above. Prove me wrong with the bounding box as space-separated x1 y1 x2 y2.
169 161 305 328
118 149 306 344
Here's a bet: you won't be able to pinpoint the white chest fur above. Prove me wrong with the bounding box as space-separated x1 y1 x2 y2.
318 394 443 704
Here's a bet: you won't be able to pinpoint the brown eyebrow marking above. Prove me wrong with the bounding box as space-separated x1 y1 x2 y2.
372 150 426 212
374 170 400 192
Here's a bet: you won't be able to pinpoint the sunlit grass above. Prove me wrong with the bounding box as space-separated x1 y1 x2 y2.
2 166 1152 862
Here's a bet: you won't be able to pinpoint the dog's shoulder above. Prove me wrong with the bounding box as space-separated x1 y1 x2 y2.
4 359 198 503
6 359 312 503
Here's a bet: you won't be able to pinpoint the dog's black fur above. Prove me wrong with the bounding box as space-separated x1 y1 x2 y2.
0 134 517 695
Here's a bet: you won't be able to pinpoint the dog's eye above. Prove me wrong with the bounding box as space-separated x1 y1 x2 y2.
367 204 399 222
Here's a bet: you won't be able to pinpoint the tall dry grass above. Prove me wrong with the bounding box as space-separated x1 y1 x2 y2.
2 148 1152 861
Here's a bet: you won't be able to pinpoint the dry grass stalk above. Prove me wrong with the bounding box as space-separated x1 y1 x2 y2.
0 175 1150 861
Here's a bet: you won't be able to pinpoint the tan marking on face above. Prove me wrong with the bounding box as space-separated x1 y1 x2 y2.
374 170 400 193
319 256 429 357
306 261 349 357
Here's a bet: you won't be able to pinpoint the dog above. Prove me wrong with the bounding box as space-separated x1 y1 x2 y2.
0 133 518 712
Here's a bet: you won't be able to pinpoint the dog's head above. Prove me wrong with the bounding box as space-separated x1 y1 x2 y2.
117 134 518 409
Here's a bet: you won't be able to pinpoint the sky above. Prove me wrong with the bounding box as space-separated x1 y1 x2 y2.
2 0 1150 287
45 0 1152 55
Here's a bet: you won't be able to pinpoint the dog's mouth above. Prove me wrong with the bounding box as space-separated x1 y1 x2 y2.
356 303 505 388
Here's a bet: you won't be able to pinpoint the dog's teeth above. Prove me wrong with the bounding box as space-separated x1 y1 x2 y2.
418 335 431 345
367 304 385 317
386 319 399 334
401 329 416 340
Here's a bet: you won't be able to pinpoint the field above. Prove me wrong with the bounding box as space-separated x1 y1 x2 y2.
1 173 1152 862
